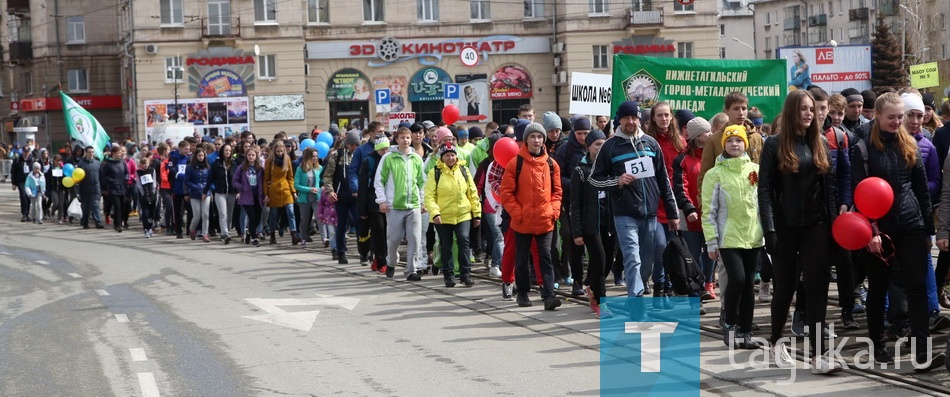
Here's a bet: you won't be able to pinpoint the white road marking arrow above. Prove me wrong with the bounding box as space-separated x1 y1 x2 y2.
243 294 362 331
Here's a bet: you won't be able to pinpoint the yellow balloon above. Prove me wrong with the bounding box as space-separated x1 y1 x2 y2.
72 168 86 182
63 177 75 188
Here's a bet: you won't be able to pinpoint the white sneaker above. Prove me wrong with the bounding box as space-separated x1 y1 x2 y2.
489 267 502 278
772 344 795 368
759 281 772 303
811 353 842 375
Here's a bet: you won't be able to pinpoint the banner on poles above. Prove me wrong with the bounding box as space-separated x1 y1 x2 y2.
62 91 111 160
611 55 787 121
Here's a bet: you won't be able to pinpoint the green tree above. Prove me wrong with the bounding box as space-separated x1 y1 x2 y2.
870 14 908 90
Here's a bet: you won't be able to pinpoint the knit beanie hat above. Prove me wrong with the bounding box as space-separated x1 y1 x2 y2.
438 142 457 159
329 123 341 136
721 125 749 148
541 111 562 132
585 130 606 149
435 127 453 145
512 118 531 141
901 93 925 114
686 117 711 142
922 93 937 110
409 123 424 133
468 126 484 139
861 90 877 110
458 129 469 139
572 117 592 132
422 120 436 130
345 131 361 146
674 109 696 130
522 122 546 141
374 135 390 151
616 101 641 120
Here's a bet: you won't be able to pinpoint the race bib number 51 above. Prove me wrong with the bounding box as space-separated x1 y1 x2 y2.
624 157 656 179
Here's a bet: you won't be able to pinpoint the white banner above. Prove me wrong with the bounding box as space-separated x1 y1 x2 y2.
776 45 872 93
388 112 416 132
569 72 613 116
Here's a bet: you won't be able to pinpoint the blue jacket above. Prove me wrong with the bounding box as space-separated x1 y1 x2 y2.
184 163 210 198
347 141 375 193
168 150 190 195
825 126 853 207
588 128 677 221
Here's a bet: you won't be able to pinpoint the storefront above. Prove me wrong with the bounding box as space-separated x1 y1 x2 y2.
17 95 124 148
326 68 371 131
306 36 554 129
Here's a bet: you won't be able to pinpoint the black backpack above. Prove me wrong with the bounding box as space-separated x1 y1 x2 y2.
662 233 705 296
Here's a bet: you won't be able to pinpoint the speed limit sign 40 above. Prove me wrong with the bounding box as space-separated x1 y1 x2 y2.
460 46 479 67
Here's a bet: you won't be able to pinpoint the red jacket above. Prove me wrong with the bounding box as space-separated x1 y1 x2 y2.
500 144 562 235
673 147 703 232
654 131 686 224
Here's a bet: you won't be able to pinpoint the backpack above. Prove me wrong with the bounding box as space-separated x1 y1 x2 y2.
434 164 469 185
662 233 705 296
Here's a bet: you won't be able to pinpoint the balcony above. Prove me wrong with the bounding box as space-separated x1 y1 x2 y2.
200 17 240 38
849 7 869 20
809 14 827 26
878 0 898 16
6 0 29 13
628 8 663 26
784 17 800 30
9 41 32 61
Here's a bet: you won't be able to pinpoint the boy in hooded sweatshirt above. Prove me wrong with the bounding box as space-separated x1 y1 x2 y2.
24 162 46 223
375 128 427 281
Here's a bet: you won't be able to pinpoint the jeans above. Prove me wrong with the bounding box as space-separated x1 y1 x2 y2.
334 200 358 253
268 204 297 234
436 221 472 280
80 194 101 226
649 222 674 288
482 211 504 268
17 183 29 216
140 199 155 231
682 230 715 284
614 215 657 298
29 194 43 221
189 196 211 235
298 200 319 242
173 193 193 235
214 193 236 238
48 190 63 220
387 209 423 276
515 231 556 300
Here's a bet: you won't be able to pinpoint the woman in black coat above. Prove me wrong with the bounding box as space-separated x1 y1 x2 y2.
99 145 129 233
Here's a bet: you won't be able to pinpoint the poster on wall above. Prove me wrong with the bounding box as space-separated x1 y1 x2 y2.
254 94 306 122
228 100 249 123
197 69 248 98
327 68 372 102
372 75 408 122
776 45 872 93
186 48 256 95
456 74 489 122
144 96 251 140
490 64 533 99
409 67 452 102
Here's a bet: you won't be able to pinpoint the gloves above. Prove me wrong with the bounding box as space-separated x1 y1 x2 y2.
765 232 780 256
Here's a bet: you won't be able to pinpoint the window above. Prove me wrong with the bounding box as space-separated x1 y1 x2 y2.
590 0 608 14
765 37 772 50
254 0 277 23
524 0 544 19
470 0 490 20
418 0 439 22
838 0 842 14
943 44 947 59
208 0 232 35
719 24 725 36
308 0 329 23
674 1 694 12
593 45 608 69
364 0 384 22
677 42 693 58
165 56 183 82
68 68 88 92
160 0 184 25
66 16 85 43
24 72 32 94
829 1 833 15
720 48 726 59
258 55 276 79
766 12 771 24
631 0 650 11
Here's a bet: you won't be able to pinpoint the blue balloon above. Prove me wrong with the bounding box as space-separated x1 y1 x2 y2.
315 142 330 160
317 131 335 147
300 138 316 150
63 163 75 177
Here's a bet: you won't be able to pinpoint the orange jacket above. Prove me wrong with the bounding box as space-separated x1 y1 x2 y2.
500 144 562 235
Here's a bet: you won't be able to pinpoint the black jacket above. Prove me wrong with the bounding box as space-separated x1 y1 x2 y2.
570 156 613 237
852 133 933 236
758 135 837 233
357 151 383 215
207 157 237 195
554 132 586 206
11 153 35 186
76 157 101 197
99 157 129 196
588 130 677 221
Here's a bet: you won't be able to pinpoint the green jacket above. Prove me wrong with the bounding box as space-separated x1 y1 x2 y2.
469 138 489 174
294 165 322 204
701 154 764 252
374 147 425 210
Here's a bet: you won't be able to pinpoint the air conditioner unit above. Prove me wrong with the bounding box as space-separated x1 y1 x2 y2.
553 57 561 68
552 71 567 86
551 42 565 54
145 44 159 55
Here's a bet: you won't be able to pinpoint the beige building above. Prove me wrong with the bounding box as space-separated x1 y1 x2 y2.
2 0 124 149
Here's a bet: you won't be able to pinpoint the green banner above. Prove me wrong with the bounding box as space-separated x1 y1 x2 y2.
612 55 788 122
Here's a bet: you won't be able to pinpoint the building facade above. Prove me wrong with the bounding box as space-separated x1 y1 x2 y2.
718 0 756 60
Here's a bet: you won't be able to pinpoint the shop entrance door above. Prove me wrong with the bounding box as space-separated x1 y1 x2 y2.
491 99 530 125
330 101 368 131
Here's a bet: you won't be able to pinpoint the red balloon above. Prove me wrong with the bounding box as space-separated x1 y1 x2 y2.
832 212 873 250
854 177 894 219
442 104 460 125
493 137 519 167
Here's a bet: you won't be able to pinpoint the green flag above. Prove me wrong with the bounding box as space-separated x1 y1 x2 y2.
612 55 788 121
61 91 110 160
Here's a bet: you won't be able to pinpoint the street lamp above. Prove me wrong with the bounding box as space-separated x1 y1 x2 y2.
732 37 755 57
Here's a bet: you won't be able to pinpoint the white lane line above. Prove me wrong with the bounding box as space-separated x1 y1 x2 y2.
36 260 49 265
137 372 161 397
114 314 129 323
68 273 82 279
130 348 148 362
95 289 110 296
0 252 10 255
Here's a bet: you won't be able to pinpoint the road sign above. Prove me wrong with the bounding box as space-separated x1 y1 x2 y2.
375 89 391 113
443 83 460 107
243 294 362 331
460 46 479 67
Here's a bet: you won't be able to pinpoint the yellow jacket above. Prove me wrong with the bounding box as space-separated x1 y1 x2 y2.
424 159 481 224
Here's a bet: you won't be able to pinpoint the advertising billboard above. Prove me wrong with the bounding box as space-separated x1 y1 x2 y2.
776 45 872 93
